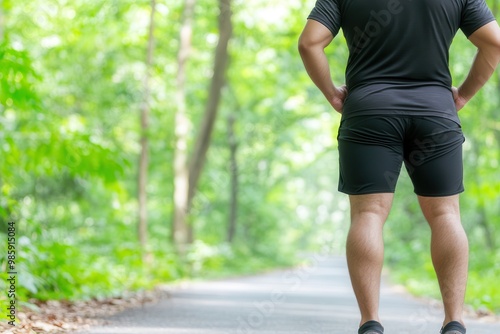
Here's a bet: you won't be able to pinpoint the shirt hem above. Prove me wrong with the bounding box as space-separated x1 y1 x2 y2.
341 110 461 124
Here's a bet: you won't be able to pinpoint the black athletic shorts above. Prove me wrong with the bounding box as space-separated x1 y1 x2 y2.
337 115 465 196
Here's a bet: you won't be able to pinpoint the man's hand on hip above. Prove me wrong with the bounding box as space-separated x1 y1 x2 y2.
452 87 468 112
329 85 348 113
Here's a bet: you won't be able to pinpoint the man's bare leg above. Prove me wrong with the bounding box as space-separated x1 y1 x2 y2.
418 195 468 328
347 193 394 327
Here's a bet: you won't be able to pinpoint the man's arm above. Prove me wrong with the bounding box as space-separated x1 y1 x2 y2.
298 19 347 113
454 21 500 111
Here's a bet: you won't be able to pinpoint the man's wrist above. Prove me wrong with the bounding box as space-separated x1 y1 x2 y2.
323 87 337 101
457 86 472 102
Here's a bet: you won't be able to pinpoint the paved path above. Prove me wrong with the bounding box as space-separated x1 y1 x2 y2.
76 256 499 334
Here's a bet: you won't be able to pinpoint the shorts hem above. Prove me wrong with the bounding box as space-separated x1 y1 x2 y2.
414 189 465 197
338 189 396 195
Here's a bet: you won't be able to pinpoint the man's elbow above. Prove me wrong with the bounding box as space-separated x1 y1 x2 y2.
483 38 500 67
298 35 309 56
492 37 500 63
471 21 500 62
298 34 317 56
486 32 500 58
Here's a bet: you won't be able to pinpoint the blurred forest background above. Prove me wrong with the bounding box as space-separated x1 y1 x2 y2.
0 0 499 317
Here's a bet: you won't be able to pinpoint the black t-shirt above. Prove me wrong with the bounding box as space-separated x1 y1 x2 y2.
307 0 496 122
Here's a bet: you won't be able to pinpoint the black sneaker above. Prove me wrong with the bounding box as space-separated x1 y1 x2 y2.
358 320 384 334
440 321 466 334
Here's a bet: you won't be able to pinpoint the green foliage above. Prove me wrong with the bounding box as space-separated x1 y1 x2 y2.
0 0 499 320
0 42 40 109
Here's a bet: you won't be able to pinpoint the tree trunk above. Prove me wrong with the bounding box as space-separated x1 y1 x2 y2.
173 0 196 252
138 0 156 250
188 0 233 209
173 0 233 252
227 113 238 242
